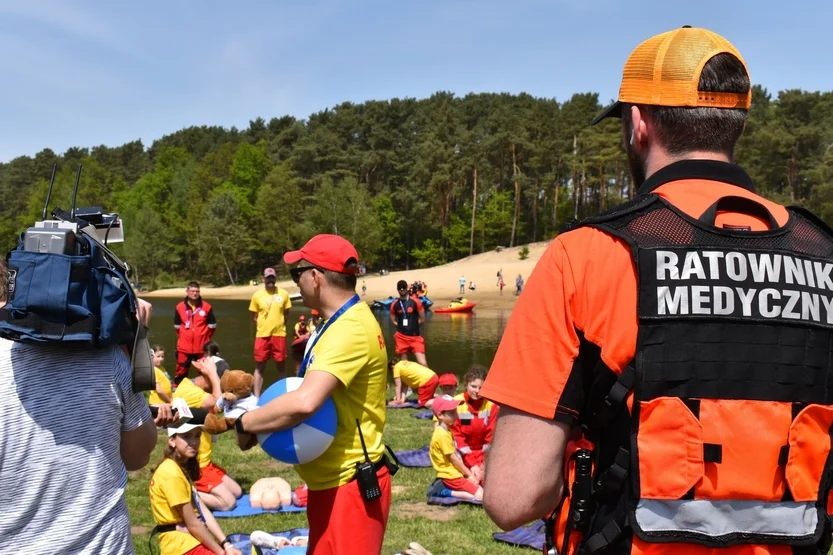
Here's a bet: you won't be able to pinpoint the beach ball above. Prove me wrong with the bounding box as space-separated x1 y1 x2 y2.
256 377 338 464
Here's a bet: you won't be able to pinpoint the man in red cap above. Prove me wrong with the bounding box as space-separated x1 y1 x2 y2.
248 267 292 397
234 234 393 555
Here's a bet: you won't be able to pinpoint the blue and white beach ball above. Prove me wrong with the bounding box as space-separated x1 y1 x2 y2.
256 377 338 464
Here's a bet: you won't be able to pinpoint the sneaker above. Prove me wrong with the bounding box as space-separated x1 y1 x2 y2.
250 531 290 549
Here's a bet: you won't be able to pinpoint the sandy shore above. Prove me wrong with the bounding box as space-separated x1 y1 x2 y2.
140 241 552 311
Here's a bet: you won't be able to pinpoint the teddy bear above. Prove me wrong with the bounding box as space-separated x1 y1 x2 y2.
202 369 259 435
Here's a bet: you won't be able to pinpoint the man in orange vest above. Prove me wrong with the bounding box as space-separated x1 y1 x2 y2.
481 27 833 555
173 281 217 385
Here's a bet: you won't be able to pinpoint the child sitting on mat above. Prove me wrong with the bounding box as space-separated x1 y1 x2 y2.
149 422 242 555
429 395 484 501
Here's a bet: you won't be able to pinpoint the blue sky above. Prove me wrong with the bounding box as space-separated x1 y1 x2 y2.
0 0 830 163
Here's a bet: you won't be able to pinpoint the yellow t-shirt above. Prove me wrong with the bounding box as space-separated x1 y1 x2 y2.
296 301 388 490
294 322 310 335
249 288 292 337
149 458 202 555
430 425 462 480
393 360 436 389
173 379 213 468
148 367 172 405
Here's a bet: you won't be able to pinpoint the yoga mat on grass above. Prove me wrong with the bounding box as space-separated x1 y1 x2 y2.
212 494 306 518
493 520 546 550
427 495 483 506
410 410 434 419
387 401 422 409
227 529 309 555
394 446 431 468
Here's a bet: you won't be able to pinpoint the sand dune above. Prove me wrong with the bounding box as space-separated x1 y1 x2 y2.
140 241 552 311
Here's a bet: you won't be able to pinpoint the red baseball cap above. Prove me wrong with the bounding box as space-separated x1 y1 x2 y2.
438 373 458 387
263 267 277 278
283 234 360 274
432 394 463 415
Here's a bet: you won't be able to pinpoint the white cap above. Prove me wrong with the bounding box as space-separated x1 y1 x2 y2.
167 422 204 437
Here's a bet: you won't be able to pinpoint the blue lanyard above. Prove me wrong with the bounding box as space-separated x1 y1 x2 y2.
298 294 361 377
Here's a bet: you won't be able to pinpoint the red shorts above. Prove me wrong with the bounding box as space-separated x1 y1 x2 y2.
254 336 287 363
417 374 439 407
394 332 425 355
442 476 479 495
184 546 215 555
194 462 228 493
307 466 391 555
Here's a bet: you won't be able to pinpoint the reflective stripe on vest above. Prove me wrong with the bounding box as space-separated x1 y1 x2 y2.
635 499 818 540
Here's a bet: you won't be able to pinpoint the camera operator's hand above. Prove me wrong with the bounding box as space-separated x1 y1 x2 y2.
136 298 153 328
153 404 177 427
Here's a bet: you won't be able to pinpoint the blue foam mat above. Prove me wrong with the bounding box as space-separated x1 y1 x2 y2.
427 495 483 506
387 401 422 409
410 410 434 419
493 520 546 550
228 529 309 555
212 494 307 518
394 446 431 468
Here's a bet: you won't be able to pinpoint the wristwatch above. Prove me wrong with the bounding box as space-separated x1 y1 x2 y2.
234 415 247 434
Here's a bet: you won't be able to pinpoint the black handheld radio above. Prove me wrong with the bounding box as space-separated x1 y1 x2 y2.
354 418 382 501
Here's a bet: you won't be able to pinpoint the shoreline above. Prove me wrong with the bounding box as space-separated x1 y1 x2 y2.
139 241 551 311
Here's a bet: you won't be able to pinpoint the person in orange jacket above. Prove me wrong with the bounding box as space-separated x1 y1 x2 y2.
451 365 498 485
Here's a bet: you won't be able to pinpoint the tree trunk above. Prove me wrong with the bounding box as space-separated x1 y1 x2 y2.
510 143 521 248
532 175 539 242
216 239 235 285
599 159 606 212
469 166 477 256
553 180 560 233
572 134 579 220
789 150 798 202
579 162 586 219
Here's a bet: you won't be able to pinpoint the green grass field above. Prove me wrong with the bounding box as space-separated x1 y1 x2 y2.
129 407 528 555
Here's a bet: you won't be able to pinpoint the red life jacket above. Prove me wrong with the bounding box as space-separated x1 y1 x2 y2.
451 392 497 455
174 298 216 354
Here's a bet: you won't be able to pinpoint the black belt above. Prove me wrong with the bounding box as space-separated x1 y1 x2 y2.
154 523 182 534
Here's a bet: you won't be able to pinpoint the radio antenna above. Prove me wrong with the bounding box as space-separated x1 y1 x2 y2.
70 164 82 220
41 164 58 220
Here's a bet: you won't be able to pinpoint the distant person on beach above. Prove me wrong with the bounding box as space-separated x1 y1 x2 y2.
389 279 427 366
514 274 523 296
248 267 292 397
459 275 466 295
499 277 505 296
496 268 503 286
173 282 217 385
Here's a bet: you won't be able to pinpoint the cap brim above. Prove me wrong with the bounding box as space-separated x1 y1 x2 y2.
283 250 302 265
168 422 204 436
590 101 622 126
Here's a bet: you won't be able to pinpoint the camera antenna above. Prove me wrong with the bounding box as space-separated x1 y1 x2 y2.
41 164 58 220
70 164 82 220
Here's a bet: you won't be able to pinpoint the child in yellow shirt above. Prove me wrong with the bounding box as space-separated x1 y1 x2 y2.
148 345 172 405
429 395 483 501
149 423 241 555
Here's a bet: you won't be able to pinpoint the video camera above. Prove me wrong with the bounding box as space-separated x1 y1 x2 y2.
0 164 154 392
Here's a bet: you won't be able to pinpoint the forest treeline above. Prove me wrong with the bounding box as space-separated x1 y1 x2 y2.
0 87 831 288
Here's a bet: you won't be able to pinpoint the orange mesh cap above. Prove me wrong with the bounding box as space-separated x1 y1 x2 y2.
590 26 751 125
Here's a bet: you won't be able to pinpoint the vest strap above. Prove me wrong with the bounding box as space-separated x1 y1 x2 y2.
581 514 629 555
594 447 629 501
587 365 634 434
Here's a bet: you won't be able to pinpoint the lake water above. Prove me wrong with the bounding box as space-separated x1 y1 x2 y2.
146 298 509 387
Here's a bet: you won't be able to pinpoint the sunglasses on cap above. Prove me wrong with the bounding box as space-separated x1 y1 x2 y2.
290 265 324 284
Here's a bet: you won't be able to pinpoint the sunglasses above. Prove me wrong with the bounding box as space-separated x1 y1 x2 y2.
290 266 322 284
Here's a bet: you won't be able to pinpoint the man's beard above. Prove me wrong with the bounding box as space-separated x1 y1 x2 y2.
625 139 646 190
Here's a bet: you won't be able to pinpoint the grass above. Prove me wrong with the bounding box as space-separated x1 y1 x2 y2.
129 406 527 555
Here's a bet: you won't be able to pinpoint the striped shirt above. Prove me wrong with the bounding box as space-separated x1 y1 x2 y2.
0 339 151 554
